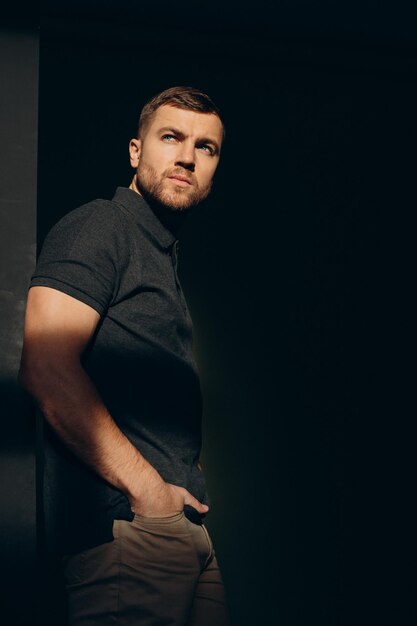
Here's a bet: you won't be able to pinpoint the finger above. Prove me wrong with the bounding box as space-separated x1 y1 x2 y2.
182 490 209 514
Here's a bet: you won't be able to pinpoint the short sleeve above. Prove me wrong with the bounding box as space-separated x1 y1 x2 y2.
30 202 121 316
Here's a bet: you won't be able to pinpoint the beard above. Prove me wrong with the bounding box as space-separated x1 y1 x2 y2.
135 160 212 212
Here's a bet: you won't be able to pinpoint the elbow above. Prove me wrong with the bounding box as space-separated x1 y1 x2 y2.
18 349 57 402
18 353 41 397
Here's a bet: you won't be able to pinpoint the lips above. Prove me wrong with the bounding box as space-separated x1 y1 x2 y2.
167 174 192 185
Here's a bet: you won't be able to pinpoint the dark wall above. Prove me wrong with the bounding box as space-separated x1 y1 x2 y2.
0 26 38 625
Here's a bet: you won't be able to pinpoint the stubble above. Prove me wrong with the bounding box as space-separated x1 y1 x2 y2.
136 161 212 212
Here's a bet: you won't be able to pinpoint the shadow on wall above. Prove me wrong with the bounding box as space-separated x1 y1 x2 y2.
0 378 36 625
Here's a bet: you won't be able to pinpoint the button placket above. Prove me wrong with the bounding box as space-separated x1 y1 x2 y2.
170 241 189 315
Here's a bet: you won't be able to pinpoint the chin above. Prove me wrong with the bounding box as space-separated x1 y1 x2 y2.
155 188 202 212
137 176 211 212
161 195 195 212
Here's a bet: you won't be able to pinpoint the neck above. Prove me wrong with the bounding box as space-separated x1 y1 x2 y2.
129 175 188 237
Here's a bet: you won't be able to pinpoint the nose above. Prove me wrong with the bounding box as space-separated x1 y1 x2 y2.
175 141 195 171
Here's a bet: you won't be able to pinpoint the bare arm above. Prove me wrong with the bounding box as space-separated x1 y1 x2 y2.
19 286 208 517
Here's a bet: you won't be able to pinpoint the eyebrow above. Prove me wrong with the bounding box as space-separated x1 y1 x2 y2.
158 126 220 155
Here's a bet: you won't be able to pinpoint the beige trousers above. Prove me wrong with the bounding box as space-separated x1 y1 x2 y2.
62 512 231 626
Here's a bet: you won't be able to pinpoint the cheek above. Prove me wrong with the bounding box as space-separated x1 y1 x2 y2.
143 158 165 179
199 164 217 187
141 145 168 170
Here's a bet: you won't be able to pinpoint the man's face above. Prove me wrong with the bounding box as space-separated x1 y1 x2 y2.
129 105 223 211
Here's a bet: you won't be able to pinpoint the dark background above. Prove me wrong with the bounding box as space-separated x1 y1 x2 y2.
1 2 416 625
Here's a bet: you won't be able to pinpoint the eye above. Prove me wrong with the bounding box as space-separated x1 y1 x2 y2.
198 144 214 155
162 134 177 142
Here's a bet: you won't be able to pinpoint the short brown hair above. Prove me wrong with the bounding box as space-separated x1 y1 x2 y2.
138 86 225 140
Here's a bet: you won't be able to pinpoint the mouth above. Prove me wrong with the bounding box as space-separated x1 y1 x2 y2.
167 175 192 187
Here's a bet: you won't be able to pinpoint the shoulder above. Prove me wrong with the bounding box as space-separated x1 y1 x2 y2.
41 197 136 256
32 197 134 315
50 198 128 236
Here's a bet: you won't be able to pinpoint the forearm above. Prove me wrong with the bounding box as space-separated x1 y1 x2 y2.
20 359 163 505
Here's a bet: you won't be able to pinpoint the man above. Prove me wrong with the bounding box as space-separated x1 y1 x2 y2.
19 86 230 625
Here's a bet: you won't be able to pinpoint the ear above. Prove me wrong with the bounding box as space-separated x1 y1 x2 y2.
129 138 142 168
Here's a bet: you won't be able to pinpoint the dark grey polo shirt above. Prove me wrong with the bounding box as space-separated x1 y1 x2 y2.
31 187 207 554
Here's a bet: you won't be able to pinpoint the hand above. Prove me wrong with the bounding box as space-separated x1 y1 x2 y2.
130 479 209 518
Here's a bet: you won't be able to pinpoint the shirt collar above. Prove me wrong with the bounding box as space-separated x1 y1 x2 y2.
112 187 176 249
